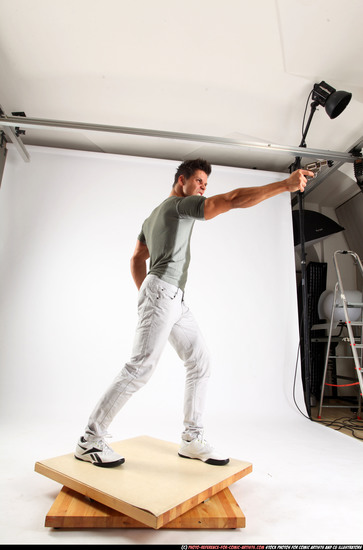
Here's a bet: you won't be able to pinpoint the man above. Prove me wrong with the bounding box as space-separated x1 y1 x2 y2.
75 159 312 468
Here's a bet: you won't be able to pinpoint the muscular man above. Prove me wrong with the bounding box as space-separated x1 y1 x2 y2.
75 159 312 467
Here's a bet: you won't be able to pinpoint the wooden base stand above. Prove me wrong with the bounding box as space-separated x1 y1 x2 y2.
46 485 246 529
36 436 252 530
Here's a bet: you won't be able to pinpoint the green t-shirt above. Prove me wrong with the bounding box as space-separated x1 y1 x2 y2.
138 195 206 291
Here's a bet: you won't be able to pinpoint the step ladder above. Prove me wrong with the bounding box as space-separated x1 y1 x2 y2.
318 250 363 419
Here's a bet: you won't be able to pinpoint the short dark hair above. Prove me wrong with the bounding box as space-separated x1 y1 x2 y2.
173 158 212 187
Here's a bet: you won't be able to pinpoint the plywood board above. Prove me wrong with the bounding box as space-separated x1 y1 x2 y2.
46 485 246 529
35 435 252 529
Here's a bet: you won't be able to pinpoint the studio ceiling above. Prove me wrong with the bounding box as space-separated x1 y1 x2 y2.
0 0 362 207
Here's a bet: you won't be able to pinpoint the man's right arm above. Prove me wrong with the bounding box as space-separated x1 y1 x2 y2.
130 240 150 289
203 169 314 220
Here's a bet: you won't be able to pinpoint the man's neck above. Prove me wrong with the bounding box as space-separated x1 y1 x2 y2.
169 184 184 198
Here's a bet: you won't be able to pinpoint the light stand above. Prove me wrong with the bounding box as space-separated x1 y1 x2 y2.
292 81 352 418
291 103 318 418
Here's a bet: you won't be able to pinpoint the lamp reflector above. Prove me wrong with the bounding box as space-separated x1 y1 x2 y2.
325 90 352 119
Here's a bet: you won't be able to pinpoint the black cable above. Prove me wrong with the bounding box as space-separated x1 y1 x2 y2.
301 90 313 140
317 415 363 440
293 319 311 420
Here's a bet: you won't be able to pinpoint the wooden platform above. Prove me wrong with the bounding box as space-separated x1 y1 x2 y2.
35 435 252 529
46 485 246 529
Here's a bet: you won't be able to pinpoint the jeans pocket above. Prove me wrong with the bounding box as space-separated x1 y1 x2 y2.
157 286 177 300
143 277 178 301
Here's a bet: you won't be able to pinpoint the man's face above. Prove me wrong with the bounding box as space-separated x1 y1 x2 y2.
181 170 208 197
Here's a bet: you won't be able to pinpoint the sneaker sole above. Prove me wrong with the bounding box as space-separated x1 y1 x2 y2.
178 452 229 466
74 455 125 468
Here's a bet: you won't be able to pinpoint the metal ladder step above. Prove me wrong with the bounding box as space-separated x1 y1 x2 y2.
328 355 361 359
335 303 363 308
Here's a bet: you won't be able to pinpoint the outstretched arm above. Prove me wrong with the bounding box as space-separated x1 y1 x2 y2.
203 169 313 220
130 240 150 289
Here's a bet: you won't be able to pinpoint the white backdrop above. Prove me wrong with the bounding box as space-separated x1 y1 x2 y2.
0 145 304 443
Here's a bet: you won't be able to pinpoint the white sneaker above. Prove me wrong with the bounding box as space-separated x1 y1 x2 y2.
75 435 125 468
178 436 229 466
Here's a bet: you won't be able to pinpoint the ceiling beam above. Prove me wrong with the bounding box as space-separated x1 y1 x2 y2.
0 124 30 162
0 111 358 165
0 105 30 161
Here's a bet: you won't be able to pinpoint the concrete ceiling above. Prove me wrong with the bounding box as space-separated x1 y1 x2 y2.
0 0 362 207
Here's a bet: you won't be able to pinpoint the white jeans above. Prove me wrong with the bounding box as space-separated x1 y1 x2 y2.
86 275 211 441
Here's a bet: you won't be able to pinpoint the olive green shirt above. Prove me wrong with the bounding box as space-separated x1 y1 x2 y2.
138 195 206 291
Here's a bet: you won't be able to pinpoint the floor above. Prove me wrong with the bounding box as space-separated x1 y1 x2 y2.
1 410 362 546
311 400 363 441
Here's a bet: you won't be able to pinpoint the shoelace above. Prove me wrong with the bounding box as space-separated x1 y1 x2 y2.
91 434 114 454
195 437 213 451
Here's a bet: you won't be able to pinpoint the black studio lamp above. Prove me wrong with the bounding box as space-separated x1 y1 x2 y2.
291 80 352 418
300 81 352 148
312 81 352 120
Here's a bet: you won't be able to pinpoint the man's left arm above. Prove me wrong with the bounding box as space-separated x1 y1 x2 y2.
130 240 150 289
